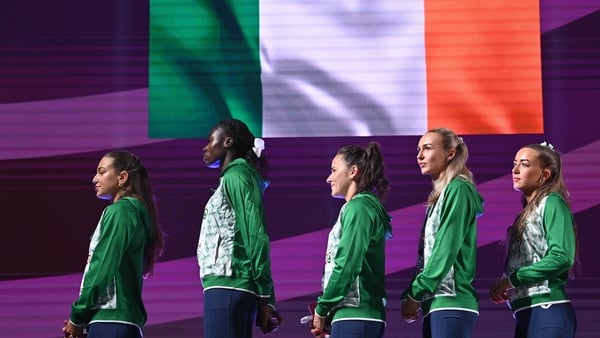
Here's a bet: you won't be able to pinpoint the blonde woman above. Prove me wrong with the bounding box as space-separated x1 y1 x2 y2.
401 128 484 338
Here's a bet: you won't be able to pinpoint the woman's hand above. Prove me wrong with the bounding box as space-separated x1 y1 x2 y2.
489 277 511 304
401 298 420 323
311 312 328 338
62 319 85 338
256 298 283 334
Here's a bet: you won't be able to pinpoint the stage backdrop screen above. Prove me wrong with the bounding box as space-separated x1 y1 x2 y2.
149 0 544 138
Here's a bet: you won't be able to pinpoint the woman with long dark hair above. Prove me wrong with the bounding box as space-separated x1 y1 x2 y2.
311 142 392 338
63 150 164 338
489 142 578 338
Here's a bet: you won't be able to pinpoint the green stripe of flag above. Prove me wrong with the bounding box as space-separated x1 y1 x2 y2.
149 0 262 138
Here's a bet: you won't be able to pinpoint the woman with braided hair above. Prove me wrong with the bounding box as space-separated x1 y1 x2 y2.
197 119 282 338
63 150 164 338
489 142 578 338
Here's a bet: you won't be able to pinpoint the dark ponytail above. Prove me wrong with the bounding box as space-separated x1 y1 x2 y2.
337 142 390 202
104 150 164 276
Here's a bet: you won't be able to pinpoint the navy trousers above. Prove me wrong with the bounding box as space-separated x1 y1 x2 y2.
423 310 478 338
203 288 257 338
514 302 576 338
330 319 385 338
86 322 142 338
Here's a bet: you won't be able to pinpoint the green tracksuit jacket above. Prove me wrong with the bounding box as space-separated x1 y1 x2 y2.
403 177 484 316
506 192 576 312
70 196 154 331
316 192 392 325
197 158 275 305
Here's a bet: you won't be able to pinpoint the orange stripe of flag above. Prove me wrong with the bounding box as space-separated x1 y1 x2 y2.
425 0 543 135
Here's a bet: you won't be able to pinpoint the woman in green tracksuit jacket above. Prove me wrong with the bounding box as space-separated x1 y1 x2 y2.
401 128 484 338
197 119 282 338
311 142 392 338
489 142 577 338
63 151 164 338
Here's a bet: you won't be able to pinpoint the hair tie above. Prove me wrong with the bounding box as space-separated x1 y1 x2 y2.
458 137 464 144
253 138 265 158
540 141 554 150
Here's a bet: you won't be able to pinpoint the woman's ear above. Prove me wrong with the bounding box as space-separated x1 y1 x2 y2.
223 136 233 149
541 168 551 183
349 164 359 179
447 148 457 161
118 170 129 187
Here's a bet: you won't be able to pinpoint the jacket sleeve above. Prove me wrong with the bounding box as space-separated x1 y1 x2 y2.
405 182 477 301
223 169 275 304
315 199 372 316
70 202 137 325
510 194 576 286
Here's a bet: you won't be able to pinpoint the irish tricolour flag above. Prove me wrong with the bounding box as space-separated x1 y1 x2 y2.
149 0 542 138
